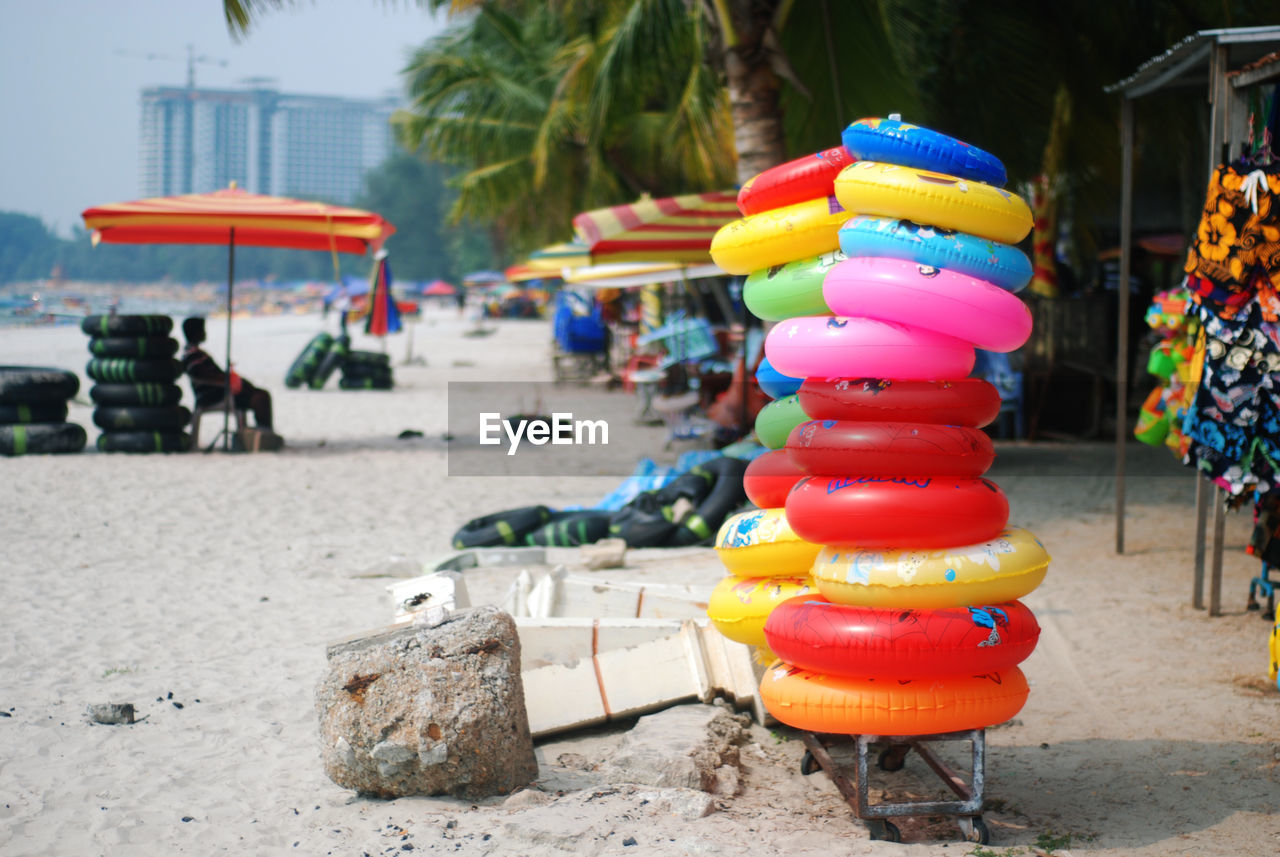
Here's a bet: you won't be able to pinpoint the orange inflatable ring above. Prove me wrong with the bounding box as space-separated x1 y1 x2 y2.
715 507 823 578
760 664 1029 735
706 575 815 648
764 597 1039 677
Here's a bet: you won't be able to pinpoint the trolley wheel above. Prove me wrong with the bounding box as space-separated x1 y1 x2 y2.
961 816 989 845
868 820 901 842
799 749 819 776
878 745 909 772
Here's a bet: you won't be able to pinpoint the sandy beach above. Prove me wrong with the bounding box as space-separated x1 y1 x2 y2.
1 306 1278 856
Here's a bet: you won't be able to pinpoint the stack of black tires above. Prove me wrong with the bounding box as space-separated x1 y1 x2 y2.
0 366 87 456
82 315 191 453
283 332 394 390
340 348 393 390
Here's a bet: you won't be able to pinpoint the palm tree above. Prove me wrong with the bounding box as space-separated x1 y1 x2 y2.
390 2 736 255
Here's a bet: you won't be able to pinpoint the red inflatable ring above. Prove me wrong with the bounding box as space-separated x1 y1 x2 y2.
764 596 1039 678
761 664 1029 735
785 475 1008 548
737 146 856 216
798 377 1000 426
744 449 807 508
786 419 994 478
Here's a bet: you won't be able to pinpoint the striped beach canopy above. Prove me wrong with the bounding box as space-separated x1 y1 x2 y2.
572 191 739 264
82 185 394 254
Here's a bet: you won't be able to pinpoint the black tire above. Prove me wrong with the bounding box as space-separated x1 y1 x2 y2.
0 366 80 404
671 456 749 546
525 511 613 546
341 361 393 381
309 336 349 390
90 383 183 408
284 333 335 388
93 406 191 432
452 506 553 550
0 422 87 456
81 314 173 338
338 376 394 390
345 350 391 367
0 401 69 424
608 496 678 548
86 358 182 384
87 336 178 359
96 430 191 454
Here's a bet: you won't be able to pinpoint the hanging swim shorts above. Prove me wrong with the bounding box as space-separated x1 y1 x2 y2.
1184 163 1280 322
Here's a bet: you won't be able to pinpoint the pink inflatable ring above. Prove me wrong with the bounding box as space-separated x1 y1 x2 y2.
823 256 1032 352
765 315 974 381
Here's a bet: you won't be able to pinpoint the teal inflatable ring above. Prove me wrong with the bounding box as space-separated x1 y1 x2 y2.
754 394 809 450
743 250 841 322
839 216 1032 292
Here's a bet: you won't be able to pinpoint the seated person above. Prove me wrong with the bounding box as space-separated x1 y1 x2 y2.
181 317 273 431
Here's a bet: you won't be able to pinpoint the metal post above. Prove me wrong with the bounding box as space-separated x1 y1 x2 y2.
1193 476 1207 609
1210 487 1226 616
222 226 235 451
1116 96 1134 554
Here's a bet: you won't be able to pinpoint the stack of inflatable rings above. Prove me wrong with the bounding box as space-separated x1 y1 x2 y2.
711 117 1052 736
703 147 873 655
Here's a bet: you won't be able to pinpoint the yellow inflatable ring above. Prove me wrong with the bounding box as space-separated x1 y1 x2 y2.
834 161 1033 244
710 195 848 275
811 526 1049 609
715 507 823 578
706 575 814 648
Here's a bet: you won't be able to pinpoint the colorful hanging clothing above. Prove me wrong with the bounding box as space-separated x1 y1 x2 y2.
1184 163 1280 323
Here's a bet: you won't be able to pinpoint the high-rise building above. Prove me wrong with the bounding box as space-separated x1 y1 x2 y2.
137 85 398 202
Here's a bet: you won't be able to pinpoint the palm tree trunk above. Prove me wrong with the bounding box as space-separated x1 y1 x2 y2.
718 1 788 185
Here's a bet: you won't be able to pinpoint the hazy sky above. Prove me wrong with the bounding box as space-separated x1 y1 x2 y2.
0 0 449 236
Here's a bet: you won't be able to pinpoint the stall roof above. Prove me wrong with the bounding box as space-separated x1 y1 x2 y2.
1105 26 1280 98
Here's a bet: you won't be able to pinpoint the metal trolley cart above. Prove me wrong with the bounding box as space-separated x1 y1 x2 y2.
798 728 990 844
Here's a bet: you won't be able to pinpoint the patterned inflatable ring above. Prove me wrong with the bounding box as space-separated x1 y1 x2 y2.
743 249 841 321
834 161 1032 245
711 196 849 275
743 449 807 508
811 527 1050 609
839 216 1032 291
841 117 1007 187
765 316 975 381
715 508 823 579
764 596 1040 678
706 575 815 648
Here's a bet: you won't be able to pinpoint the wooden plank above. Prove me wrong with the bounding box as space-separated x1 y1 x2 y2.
521 620 771 738
387 571 470 623
527 574 710 619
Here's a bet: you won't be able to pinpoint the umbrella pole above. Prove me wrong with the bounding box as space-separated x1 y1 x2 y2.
221 227 236 451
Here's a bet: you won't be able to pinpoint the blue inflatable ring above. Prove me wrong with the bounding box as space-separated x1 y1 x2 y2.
839 216 1033 292
842 117 1007 187
755 357 803 400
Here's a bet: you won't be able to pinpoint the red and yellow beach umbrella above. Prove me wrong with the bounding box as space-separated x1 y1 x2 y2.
572 191 739 263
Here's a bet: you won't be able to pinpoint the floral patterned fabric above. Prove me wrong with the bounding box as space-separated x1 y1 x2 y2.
1184 163 1280 323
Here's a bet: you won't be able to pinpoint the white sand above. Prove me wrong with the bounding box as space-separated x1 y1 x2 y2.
1 307 1278 856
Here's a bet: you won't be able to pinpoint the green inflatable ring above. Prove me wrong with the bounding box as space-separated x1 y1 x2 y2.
754 393 809 450
742 249 842 322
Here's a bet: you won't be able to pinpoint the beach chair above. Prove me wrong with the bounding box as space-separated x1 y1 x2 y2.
190 397 246 450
